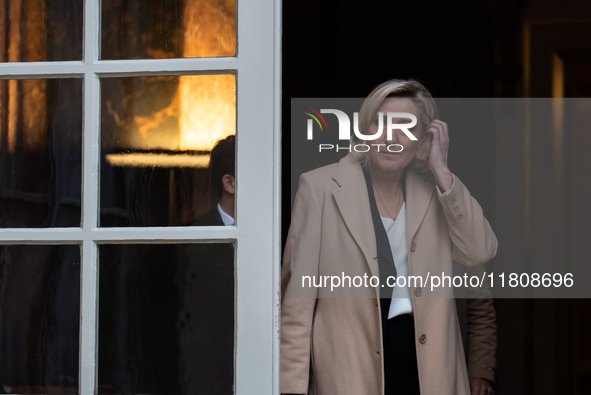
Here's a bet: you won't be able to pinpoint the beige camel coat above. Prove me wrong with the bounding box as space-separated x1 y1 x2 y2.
280 154 498 395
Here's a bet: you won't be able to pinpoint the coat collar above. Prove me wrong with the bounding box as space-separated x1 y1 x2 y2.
331 154 435 280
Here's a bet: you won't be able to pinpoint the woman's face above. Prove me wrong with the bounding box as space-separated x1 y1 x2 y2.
367 97 425 174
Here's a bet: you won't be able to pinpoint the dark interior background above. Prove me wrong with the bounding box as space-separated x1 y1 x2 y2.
282 0 591 394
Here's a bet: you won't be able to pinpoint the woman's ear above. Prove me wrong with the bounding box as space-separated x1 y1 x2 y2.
222 174 235 195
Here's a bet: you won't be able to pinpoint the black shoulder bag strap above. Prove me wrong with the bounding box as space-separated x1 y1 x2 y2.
361 165 397 338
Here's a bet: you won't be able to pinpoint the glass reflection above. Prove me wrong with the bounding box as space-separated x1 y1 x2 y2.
98 243 235 395
0 79 82 228
101 0 236 60
0 245 80 394
100 75 235 227
0 0 82 62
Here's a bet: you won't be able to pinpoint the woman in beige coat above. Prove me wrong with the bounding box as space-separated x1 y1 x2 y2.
281 80 498 395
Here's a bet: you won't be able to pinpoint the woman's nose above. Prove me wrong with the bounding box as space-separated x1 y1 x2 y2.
386 129 400 143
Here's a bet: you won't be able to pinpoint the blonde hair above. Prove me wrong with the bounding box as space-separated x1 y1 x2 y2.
351 79 438 173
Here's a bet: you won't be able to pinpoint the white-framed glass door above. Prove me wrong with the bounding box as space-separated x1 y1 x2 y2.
0 0 281 393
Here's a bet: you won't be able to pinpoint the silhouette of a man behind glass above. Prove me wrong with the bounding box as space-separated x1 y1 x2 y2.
176 135 235 395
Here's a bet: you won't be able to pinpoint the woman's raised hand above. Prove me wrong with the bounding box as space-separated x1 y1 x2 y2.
426 119 453 191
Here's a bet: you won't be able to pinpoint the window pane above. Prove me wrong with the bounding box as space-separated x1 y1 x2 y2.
0 245 80 394
0 0 82 62
0 79 82 228
100 75 236 227
101 0 236 60
98 243 235 394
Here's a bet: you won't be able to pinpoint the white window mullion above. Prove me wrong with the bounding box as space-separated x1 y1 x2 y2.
84 0 100 63
79 0 101 391
0 58 240 78
79 239 99 395
79 70 100 395
81 72 101 233
272 0 283 392
0 62 84 78
234 0 280 393
0 228 82 242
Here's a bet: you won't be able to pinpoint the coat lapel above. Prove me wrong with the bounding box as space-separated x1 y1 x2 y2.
331 155 381 282
405 170 436 244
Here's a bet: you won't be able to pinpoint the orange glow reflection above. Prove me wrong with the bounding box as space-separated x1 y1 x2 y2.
2 0 47 153
179 75 235 151
129 74 235 152
179 0 236 151
124 0 236 154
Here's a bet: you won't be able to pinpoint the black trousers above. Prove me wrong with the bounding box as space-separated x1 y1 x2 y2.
383 314 421 395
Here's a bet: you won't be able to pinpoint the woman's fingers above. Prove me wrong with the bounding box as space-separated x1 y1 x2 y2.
426 120 453 190
426 119 449 170
427 120 449 147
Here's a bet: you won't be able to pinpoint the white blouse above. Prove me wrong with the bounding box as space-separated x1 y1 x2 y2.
380 201 413 319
